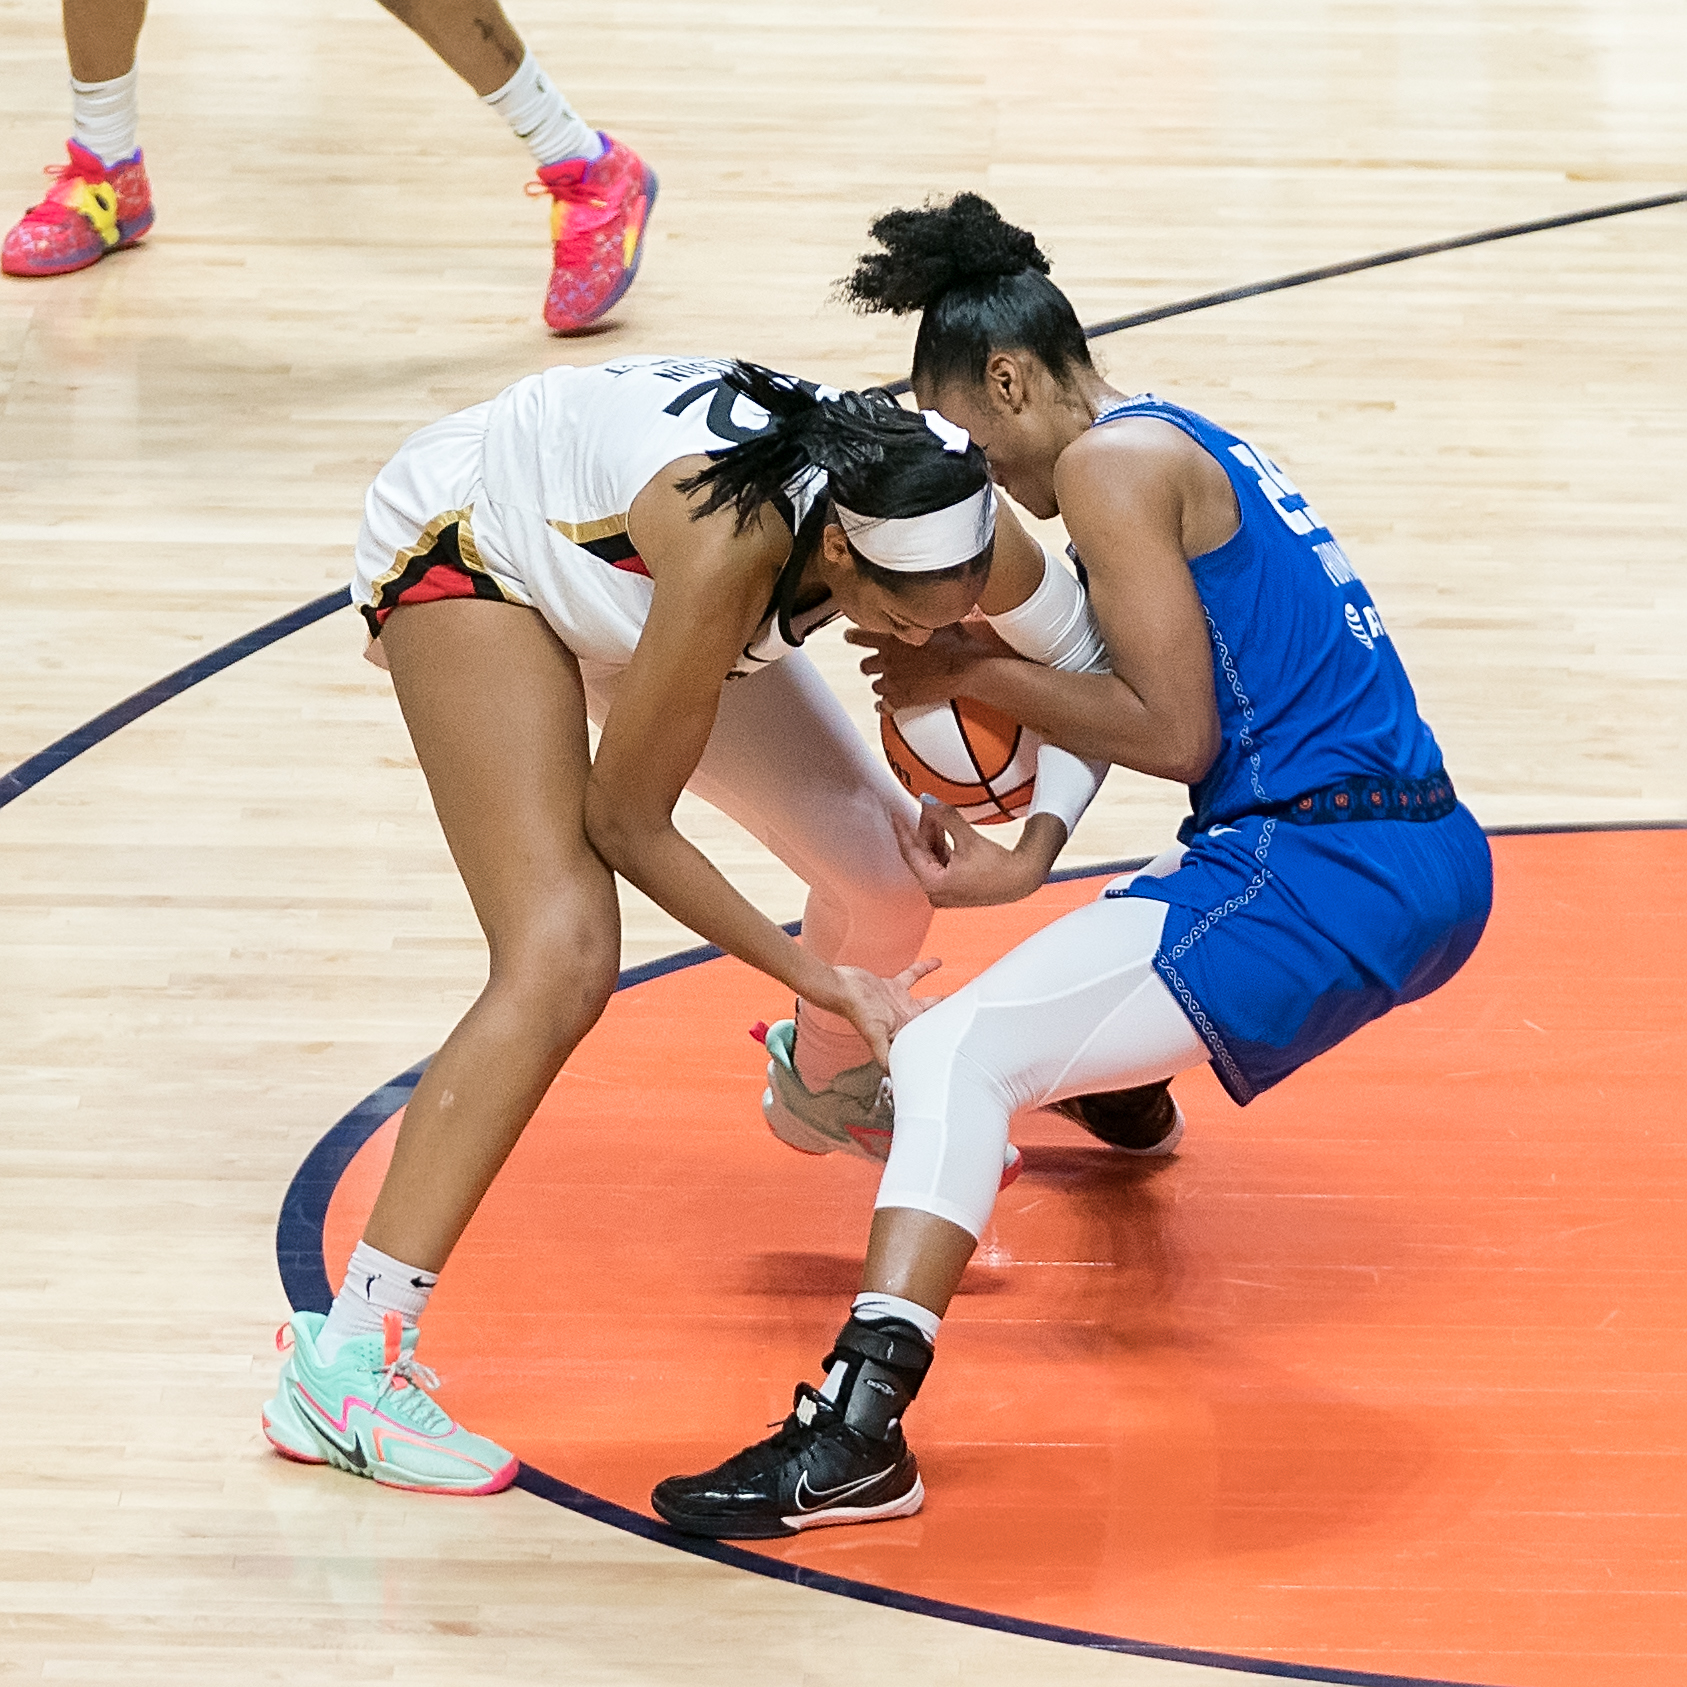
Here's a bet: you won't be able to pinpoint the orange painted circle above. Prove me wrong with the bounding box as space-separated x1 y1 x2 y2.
320 830 1687 1687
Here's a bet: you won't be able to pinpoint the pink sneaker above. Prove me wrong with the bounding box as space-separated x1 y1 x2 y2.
533 133 656 332
3 139 155 278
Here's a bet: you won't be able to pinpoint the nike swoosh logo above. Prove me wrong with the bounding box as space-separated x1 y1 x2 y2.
792 1465 893 1513
291 1383 369 1470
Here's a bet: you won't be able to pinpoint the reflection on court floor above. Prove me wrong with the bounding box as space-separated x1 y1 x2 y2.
311 828 1686 1687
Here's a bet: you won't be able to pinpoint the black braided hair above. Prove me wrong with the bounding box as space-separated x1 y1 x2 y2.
681 362 992 586
840 193 1092 393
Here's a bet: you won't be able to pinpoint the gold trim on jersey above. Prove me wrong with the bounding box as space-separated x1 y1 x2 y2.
455 510 491 575
549 513 630 545
367 507 514 610
368 507 466 605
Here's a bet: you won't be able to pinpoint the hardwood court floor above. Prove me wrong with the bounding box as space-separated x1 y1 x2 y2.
1 0 1684 1681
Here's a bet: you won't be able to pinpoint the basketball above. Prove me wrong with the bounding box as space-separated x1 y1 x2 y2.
880 698 1043 824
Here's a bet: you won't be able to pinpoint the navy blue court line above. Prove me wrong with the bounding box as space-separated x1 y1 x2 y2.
512 1463 1496 1687
2 188 1682 808
877 187 1686 398
273 850 1539 1687
1068 189 1687 343
0 588 352 812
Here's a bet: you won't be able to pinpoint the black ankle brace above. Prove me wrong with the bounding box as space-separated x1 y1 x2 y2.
820 1315 934 1441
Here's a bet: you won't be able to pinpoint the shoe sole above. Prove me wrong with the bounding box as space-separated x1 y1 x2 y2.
263 1412 520 1496
654 1472 924 1540
263 1415 328 1465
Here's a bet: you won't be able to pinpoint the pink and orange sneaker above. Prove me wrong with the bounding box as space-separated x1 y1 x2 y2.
533 132 656 332
2 139 155 278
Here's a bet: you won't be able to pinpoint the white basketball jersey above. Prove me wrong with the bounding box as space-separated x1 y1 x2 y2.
470 356 833 675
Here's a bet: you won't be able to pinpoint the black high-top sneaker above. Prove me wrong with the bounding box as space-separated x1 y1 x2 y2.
1053 1079 1186 1155
652 1316 932 1540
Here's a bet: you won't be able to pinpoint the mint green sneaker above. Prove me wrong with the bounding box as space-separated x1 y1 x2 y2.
758 1019 1023 1188
263 1310 518 1496
760 1018 893 1162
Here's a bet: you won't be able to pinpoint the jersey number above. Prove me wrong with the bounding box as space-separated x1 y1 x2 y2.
1227 441 1325 537
662 375 823 444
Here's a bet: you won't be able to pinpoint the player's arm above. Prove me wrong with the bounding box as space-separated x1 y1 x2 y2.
584 469 932 1060
862 425 1221 785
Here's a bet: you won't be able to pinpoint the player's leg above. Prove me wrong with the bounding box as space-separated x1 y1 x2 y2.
63 0 145 80
265 599 620 1494
652 895 1210 1537
668 653 935 1157
3 0 153 278
372 0 656 331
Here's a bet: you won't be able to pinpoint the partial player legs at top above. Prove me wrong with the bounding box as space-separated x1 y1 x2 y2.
0 0 155 280
3 0 656 331
375 0 658 331
62 0 146 83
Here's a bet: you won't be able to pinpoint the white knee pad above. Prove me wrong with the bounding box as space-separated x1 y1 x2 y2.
875 893 1210 1239
880 997 1014 1239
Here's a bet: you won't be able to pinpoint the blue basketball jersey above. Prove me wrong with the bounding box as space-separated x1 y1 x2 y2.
1077 396 1492 1105
1087 396 1444 833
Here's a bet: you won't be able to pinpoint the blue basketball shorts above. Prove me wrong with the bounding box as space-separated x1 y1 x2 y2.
1118 802 1493 1105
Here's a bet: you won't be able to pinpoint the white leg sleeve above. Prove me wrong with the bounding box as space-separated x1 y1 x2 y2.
585 654 932 1026
879 895 1209 1238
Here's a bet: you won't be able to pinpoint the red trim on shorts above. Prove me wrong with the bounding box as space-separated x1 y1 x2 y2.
369 561 483 626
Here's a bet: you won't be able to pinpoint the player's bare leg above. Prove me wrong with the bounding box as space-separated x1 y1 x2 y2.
366 599 621 1272
264 600 619 1494
375 0 658 331
62 0 145 81
373 0 524 95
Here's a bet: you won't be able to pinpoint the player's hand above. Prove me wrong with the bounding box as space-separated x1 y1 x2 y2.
824 959 944 1066
846 624 998 713
893 796 1047 908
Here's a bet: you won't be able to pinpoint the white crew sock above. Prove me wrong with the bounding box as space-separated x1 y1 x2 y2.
318 1239 437 1361
792 1002 874 1092
71 64 140 166
819 1293 942 1400
482 52 602 167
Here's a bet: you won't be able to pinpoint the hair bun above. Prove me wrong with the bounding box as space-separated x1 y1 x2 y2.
841 193 1050 317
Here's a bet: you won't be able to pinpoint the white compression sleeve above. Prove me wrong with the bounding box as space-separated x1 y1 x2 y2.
880 895 1209 1238
1027 742 1108 838
986 544 1108 672
986 545 1111 837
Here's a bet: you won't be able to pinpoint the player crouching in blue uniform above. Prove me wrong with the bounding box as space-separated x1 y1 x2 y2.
652 194 1493 1540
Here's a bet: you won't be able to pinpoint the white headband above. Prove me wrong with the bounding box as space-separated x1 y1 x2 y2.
832 411 995 573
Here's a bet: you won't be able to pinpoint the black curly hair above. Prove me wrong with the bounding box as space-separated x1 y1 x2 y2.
681 361 993 591
840 193 1093 393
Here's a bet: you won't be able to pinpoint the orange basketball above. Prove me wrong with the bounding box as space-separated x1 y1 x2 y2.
880 698 1042 825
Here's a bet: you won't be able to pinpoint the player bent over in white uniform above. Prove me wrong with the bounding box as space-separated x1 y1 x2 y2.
263 357 1103 1494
